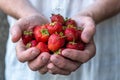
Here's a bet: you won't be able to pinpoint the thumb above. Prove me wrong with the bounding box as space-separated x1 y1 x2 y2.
10 24 22 43
81 23 95 43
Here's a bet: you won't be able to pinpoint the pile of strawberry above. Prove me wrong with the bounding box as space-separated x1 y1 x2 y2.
22 14 85 54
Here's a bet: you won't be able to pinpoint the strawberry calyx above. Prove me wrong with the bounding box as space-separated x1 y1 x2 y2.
26 42 31 48
55 49 61 54
62 26 67 30
40 29 49 35
67 25 77 29
50 22 56 26
65 17 69 22
69 41 77 45
23 30 33 36
55 32 66 38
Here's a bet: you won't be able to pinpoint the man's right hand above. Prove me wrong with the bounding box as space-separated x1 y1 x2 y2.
10 14 51 74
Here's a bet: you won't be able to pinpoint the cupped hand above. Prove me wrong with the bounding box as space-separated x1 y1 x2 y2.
47 39 95 75
72 15 96 43
47 16 96 75
11 14 50 74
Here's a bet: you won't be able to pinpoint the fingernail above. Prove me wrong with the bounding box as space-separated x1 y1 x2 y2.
41 56 48 62
84 32 90 42
51 55 58 64
62 50 69 56
48 70 53 74
32 50 39 55
47 64 53 69
11 29 16 36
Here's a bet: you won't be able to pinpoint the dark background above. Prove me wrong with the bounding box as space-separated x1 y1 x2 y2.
0 10 9 80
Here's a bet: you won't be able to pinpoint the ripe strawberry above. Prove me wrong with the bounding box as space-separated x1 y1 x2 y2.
47 22 63 34
65 18 77 27
33 25 49 43
77 29 82 41
48 33 65 52
66 42 79 50
36 42 49 52
64 28 78 41
26 40 38 48
50 14 64 24
22 30 34 45
78 42 85 50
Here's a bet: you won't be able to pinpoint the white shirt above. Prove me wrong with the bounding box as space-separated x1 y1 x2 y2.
6 0 120 80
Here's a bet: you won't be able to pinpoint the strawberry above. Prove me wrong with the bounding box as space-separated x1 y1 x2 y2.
26 40 38 48
48 33 65 52
33 25 49 43
66 42 79 50
64 27 78 41
77 29 83 41
22 30 34 45
47 22 63 34
65 18 77 27
50 14 64 24
78 42 85 50
36 42 49 52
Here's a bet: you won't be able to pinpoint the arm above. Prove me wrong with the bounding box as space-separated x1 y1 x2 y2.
73 0 120 43
0 0 50 74
48 0 120 75
78 0 120 24
0 0 40 19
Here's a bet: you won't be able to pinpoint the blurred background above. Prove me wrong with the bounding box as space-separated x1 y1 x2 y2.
0 10 9 80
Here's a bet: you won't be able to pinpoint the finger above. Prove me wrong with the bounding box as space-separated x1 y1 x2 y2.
47 63 71 75
28 52 50 71
16 40 40 62
10 18 31 42
81 20 96 43
38 65 48 74
10 23 22 43
50 54 81 72
62 39 96 63
10 17 37 42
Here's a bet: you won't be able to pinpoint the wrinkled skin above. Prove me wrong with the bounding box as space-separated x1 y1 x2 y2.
11 14 96 75
47 16 96 75
11 14 51 74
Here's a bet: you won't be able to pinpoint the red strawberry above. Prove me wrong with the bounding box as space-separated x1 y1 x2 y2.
26 40 38 48
78 42 85 50
48 33 65 52
77 29 83 41
50 14 64 24
22 30 34 45
47 22 63 34
65 18 77 27
64 28 78 41
33 25 49 43
36 42 49 52
66 42 79 50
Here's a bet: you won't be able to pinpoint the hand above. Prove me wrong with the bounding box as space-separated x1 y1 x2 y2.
47 16 96 75
11 14 50 74
72 15 96 43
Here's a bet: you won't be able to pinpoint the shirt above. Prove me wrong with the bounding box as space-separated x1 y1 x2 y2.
5 0 120 80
